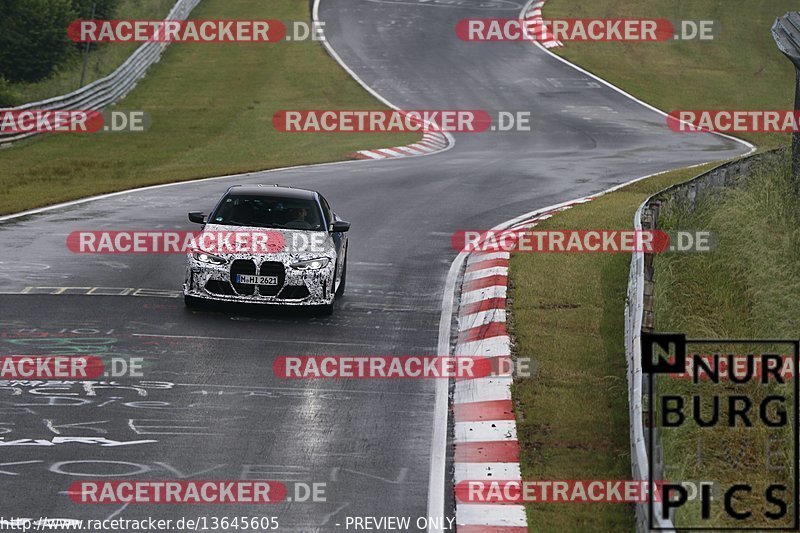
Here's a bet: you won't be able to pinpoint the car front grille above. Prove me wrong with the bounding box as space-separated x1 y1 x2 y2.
279 284 310 300
205 280 236 296
230 259 256 296
258 261 286 296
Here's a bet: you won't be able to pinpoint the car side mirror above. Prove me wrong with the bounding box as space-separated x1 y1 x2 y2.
330 221 350 233
188 212 206 224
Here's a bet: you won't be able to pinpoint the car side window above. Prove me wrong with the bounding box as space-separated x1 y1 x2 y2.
319 195 334 226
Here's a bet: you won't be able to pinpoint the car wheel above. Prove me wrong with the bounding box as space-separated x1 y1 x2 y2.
335 254 347 297
184 295 201 309
319 301 334 316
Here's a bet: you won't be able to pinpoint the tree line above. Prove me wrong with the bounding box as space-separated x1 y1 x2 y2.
0 0 117 95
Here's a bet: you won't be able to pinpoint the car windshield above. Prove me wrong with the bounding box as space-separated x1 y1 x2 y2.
210 194 324 230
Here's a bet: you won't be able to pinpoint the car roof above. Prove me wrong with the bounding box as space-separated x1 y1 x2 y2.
225 185 317 200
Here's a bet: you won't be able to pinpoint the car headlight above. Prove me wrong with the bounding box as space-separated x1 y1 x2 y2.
290 257 330 270
192 251 227 265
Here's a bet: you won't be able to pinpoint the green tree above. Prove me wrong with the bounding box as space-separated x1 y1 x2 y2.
71 0 116 20
0 0 78 83
69 0 118 56
0 76 21 107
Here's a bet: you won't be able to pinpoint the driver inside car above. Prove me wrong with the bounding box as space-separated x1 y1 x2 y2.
285 206 311 228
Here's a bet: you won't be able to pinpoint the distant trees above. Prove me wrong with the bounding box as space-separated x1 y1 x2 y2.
70 0 116 19
0 0 117 84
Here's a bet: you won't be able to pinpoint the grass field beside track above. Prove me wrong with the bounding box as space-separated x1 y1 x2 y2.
655 157 799 341
510 0 798 529
0 0 419 216
653 156 799 528
545 0 798 149
9 0 176 103
510 163 715 530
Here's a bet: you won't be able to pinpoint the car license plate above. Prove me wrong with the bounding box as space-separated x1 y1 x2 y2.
235 274 278 285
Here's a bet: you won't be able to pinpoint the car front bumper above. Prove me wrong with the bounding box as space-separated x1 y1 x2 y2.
183 256 335 306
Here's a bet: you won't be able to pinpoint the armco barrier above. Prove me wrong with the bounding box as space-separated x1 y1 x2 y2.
772 12 800 179
626 149 784 532
627 197 673 532
0 0 202 147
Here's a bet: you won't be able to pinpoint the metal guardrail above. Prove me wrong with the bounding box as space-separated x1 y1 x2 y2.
623 17 799 531
0 0 203 147
627 149 785 532
772 12 800 178
626 198 674 533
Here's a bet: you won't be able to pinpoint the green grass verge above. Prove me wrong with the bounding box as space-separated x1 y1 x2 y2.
654 155 798 528
655 157 799 339
510 163 715 530
545 0 798 149
11 0 176 103
0 0 419 215
510 2 799 529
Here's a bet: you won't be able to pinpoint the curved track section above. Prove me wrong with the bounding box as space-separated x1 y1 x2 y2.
0 0 748 530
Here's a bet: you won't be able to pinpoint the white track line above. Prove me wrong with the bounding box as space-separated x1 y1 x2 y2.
457 504 528 527
358 149 386 159
455 420 518 443
454 462 521 481
463 266 509 281
455 336 511 357
468 251 511 263
454 377 514 404
0 2 453 226
312 0 453 162
460 286 508 306
519 0 755 154
0 2 759 532
446 0 757 526
458 309 507 331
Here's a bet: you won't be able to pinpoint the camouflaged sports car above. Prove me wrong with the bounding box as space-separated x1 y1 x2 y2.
183 185 350 315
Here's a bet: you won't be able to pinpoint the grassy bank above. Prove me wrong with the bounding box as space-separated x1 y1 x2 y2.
10 0 176 103
653 156 798 528
655 157 799 339
510 1 799 530
0 0 418 215
546 0 798 149
510 163 715 530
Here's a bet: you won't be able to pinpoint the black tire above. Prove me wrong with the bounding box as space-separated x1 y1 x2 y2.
319 301 334 316
184 295 201 309
335 254 347 297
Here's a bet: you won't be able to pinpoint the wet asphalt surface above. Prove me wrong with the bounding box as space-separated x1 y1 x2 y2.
0 0 748 530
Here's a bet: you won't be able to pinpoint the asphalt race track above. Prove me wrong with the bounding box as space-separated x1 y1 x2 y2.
0 0 749 530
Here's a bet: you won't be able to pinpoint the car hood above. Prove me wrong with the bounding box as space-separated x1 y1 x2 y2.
196 224 336 261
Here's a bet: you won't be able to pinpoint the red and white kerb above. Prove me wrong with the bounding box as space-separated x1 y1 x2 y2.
452 199 592 530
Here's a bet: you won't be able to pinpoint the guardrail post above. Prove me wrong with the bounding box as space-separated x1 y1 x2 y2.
0 0 203 147
772 12 800 184
640 206 657 334
79 1 98 87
